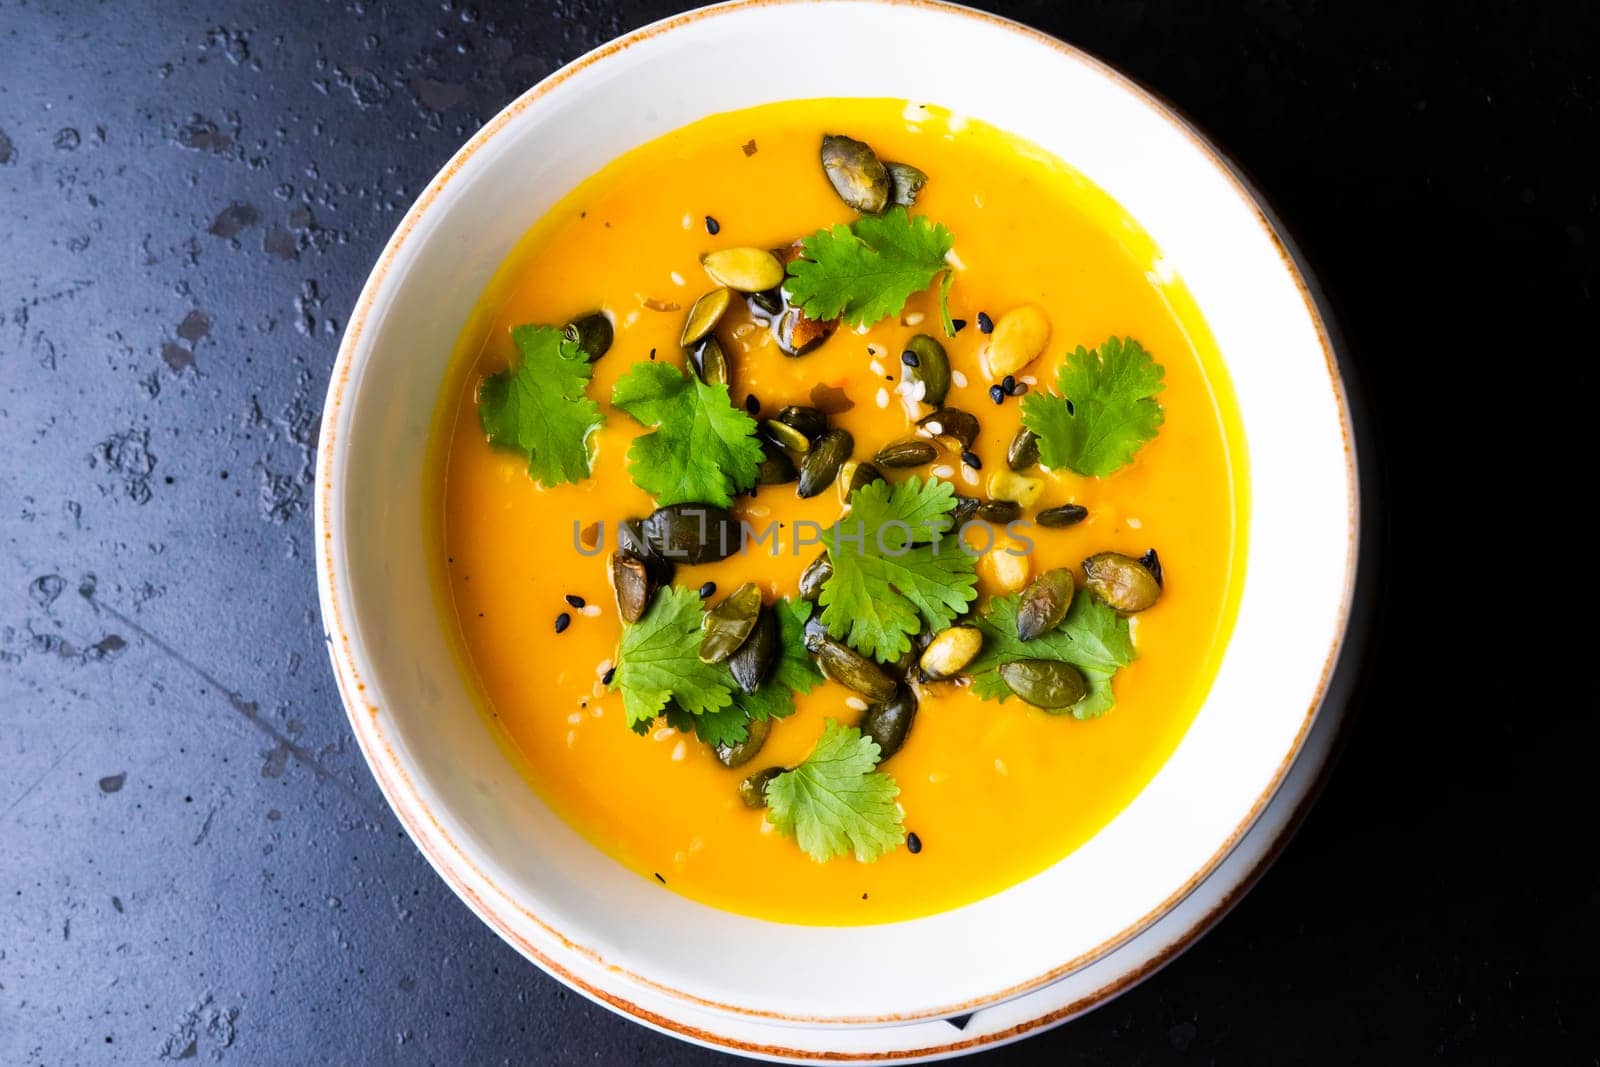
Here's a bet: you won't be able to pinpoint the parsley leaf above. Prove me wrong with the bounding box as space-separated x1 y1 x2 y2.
611 360 764 507
478 324 605 487
765 719 904 862
1020 336 1165 478
785 207 956 335
730 597 825 722
967 592 1135 718
818 477 979 662
611 585 734 730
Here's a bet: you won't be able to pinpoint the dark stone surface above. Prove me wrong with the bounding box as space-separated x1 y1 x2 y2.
1 1 1592 1063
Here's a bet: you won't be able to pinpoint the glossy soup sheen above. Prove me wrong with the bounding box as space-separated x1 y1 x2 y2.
430 99 1246 925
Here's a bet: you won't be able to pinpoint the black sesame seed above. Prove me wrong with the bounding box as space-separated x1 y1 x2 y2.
601 667 616 685
704 215 720 235
907 831 923 854
564 594 585 608
961 450 982 470
654 872 666 884
951 318 968 333
744 392 760 415
976 311 994 334
554 612 572 633
1001 374 1016 394
649 347 657 361
901 350 919 367
989 384 1006 405
699 581 717 599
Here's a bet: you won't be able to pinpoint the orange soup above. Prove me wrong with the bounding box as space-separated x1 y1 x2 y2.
429 99 1246 924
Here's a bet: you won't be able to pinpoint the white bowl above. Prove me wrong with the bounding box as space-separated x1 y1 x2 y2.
315 0 1360 1052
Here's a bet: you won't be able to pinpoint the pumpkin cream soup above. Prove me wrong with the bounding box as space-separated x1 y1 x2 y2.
429 99 1246 925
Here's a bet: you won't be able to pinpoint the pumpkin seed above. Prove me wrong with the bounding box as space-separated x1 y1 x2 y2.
916 408 979 450
738 765 784 808
950 494 981 527
977 500 1022 524
985 305 1050 378
1083 551 1162 613
690 335 729 386
987 470 1044 507
885 161 929 207
609 551 657 624
797 429 853 499
762 419 810 453
727 603 779 693
919 626 983 680
563 312 613 362
700 582 763 663
781 307 836 356
810 635 899 702
1006 428 1040 471
777 405 829 440
1036 504 1089 528
701 247 785 292
715 717 771 769
999 659 1087 710
642 504 741 564
901 333 951 406
1016 568 1075 641
756 438 798 484
799 551 833 601
820 134 889 214
875 439 938 468
861 688 917 761
680 287 732 347
1139 548 1164 586
837 459 884 504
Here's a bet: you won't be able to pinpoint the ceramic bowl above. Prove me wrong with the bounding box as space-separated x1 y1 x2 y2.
315 0 1360 1053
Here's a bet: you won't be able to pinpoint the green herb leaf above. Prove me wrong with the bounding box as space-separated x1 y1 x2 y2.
967 592 1135 718
818 477 979 662
611 585 735 730
1020 336 1165 477
765 719 904 862
785 207 954 334
611 360 764 507
667 701 751 748
477 324 605 487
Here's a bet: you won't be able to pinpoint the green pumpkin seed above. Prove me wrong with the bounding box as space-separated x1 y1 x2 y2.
1007 428 1040 471
700 582 763 663
987 470 1043 507
1083 552 1162 613
727 603 779 693
797 429 853 499
837 460 884 505
901 334 950 407
681 287 732 347
701 247 785 292
986 305 1050 378
820 134 889 214
689 335 729 386
738 765 784 808
716 717 771 769
885 161 929 207
761 418 811 453
748 288 784 316
916 408 979 450
1036 504 1089 528
799 551 833 601
777 405 829 440
977 500 1021 524
919 626 983 680
1016 568 1075 641
811 635 898 702
861 688 917 761
999 659 1087 710
563 312 613 362
642 504 741 564
875 439 938 469
609 551 657 624
757 438 798 485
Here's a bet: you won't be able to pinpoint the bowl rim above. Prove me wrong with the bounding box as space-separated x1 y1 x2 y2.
314 0 1363 1047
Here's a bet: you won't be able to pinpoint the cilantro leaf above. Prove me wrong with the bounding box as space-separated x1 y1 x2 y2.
730 598 824 722
1020 336 1166 477
667 701 752 748
818 477 979 662
611 360 764 507
785 207 955 334
967 592 1135 718
611 585 734 729
478 324 605 487
765 719 904 863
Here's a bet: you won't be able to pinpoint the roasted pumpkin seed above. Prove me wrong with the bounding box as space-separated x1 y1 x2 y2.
756 438 798 485
642 504 741 564
749 287 784 316
1139 548 1164 586
976 500 1022 524
715 717 771 768
919 626 983 680
1083 551 1162 613
950 494 981 527
875 439 938 468
999 659 1087 709
777 405 828 440
799 551 833 601
690 335 729 386
1016 568 1075 641
701 247 785 292
985 305 1050 378
700 582 763 663
680 287 732 347
728 603 779 693
820 134 889 214
901 333 951 406
738 765 784 808
1006 428 1040 471
916 408 979 450
987 469 1044 507
563 312 613 362
1036 503 1089 528
861 688 917 761
781 307 836 356
609 551 656 624
797 429 853 498
811 635 898 703
885 161 929 207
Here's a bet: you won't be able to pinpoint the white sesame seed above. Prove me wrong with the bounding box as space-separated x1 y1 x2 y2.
903 311 925 326
962 466 980 486
903 102 931 123
845 696 868 711
869 359 886 376
994 758 1009 776
653 727 674 743
922 420 943 436
670 270 686 287
671 740 686 762
1127 517 1142 529
568 712 584 725
595 659 613 678
681 213 693 229
759 818 774 834
623 310 640 329
875 387 890 408
580 604 600 617
1020 374 1038 386
951 370 968 387
932 464 955 478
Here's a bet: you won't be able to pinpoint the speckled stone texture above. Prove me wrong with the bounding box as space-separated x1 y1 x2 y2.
2 2 1593 1063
